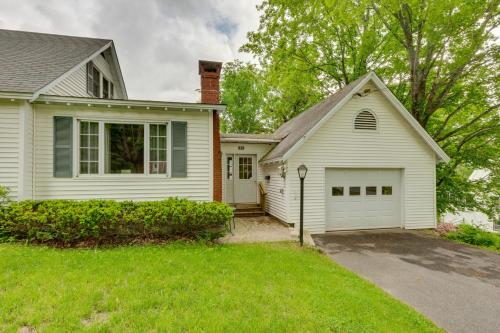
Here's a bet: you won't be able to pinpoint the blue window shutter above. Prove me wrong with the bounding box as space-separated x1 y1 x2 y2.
171 121 187 177
53 116 73 177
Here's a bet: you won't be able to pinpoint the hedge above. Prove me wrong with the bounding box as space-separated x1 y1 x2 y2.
0 198 233 245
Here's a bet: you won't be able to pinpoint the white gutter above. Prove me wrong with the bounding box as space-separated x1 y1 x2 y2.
0 92 33 100
34 95 226 111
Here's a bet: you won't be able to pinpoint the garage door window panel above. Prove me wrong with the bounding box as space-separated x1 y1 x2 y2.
366 186 377 195
332 187 344 196
349 186 361 196
382 186 393 195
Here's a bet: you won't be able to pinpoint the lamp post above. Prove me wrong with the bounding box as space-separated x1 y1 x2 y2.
297 164 308 246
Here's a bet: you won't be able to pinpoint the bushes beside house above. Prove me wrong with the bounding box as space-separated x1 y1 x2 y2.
437 223 500 251
0 198 233 245
0 185 9 205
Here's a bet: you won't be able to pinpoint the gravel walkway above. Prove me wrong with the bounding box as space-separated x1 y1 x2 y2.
219 216 314 245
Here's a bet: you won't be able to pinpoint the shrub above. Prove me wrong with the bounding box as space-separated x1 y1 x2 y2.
0 185 9 205
444 224 500 250
0 198 233 245
435 222 457 236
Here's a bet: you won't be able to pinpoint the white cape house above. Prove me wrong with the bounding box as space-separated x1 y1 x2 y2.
0 29 450 234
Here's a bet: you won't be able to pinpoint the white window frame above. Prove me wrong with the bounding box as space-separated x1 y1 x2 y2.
75 119 170 178
78 120 100 176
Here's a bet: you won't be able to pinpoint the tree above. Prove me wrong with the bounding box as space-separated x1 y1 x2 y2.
220 61 267 133
239 0 499 217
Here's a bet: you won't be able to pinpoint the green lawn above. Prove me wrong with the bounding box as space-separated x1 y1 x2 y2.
0 242 442 332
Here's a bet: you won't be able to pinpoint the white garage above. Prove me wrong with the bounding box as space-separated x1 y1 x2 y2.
325 169 402 230
238 72 450 233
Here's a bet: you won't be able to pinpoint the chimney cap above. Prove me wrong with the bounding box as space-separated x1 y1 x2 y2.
199 60 222 75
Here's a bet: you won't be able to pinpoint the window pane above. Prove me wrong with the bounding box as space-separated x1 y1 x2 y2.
80 121 88 134
92 67 100 97
89 134 98 147
105 123 144 174
80 135 88 147
366 186 377 195
89 148 98 161
349 186 361 196
382 186 393 195
151 137 158 149
80 162 88 174
158 137 166 149
332 187 344 196
103 77 109 99
159 125 166 136
158 149 166 161
148 124 167 174
90 162 99 174
89 122 98 134
79 121 99 174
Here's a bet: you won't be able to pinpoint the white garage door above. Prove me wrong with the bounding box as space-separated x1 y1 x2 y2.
325 169 401 231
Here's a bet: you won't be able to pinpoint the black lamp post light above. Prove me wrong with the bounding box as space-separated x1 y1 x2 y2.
297 164 308 246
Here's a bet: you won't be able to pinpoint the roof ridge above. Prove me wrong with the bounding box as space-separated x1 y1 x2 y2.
0 28 112 42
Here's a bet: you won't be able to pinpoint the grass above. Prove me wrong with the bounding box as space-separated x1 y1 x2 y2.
0 242 442 332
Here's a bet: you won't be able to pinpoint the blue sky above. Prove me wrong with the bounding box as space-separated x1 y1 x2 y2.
0 0 260 101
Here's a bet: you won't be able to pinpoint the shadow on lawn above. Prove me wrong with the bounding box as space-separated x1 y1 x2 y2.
313 230 500 287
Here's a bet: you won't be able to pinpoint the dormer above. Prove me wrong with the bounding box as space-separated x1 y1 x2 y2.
0 29 127 101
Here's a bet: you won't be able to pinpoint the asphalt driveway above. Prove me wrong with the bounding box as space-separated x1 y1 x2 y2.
313 230 500 333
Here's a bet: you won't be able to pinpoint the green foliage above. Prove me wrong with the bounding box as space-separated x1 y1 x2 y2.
234 0 499 217
220 61 267 133
444 224 500 251
0 186 9 205
0 198 233 245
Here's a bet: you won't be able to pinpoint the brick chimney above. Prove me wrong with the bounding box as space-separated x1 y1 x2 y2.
199 60 223 202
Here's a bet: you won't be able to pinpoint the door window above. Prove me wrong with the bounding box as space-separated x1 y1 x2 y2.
239 157 253 179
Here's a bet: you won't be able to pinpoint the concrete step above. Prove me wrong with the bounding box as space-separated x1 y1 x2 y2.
235 211 266 218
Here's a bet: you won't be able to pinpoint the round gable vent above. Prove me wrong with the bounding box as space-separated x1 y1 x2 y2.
354 110 377 130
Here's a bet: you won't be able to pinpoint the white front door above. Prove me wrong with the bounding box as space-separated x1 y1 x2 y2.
325 168 402 230
233 154 257 203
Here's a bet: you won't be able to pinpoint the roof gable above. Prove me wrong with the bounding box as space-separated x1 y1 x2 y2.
262 72 449 163
0 29 127 99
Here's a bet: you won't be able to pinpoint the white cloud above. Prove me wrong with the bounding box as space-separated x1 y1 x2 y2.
0 0 260 101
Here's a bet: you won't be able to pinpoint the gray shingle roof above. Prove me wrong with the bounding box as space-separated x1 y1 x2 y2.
262 73 370 162
0 29 111 93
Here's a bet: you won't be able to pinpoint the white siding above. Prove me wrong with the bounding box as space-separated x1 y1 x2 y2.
287 82 437 234
47 64 88 97
0 102 19 199
221 142 274 203
19 102 34 199
262 163 288 222
33 104 213 201
47 54 124 99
